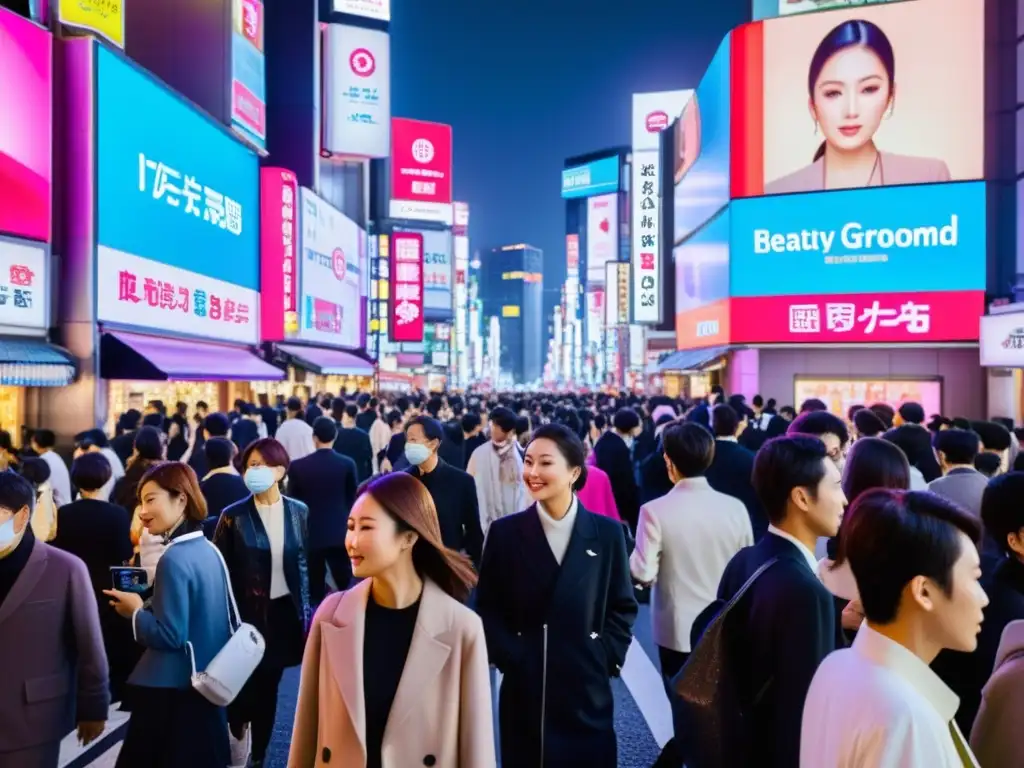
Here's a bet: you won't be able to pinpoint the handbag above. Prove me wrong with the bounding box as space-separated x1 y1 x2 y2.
186 540 266 707
672 557 779 768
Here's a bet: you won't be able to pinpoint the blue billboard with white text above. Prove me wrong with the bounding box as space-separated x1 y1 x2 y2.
562 156 620 199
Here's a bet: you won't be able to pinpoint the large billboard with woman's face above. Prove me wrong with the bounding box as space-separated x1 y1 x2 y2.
733 0 983 198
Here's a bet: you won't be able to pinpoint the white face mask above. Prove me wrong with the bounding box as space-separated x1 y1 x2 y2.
0 513 25 557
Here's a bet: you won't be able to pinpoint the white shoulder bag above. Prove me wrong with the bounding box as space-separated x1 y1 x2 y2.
186 539 266 706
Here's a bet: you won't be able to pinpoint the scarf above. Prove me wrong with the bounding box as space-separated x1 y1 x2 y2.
493 441 519 484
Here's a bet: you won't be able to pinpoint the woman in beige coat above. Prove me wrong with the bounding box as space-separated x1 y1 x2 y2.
288 472 496 768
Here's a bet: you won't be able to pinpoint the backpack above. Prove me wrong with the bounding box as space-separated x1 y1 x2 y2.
672 557 779 768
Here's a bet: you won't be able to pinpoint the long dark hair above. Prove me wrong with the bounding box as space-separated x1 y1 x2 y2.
359 473 477 603
809 19 895 162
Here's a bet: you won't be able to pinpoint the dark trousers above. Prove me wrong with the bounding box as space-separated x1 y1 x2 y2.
653 646 690 768
309 546 352 604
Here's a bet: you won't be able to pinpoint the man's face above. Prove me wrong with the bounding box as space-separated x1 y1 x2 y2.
918 532 988 653
406 425 438 456
799 457 847 538
820 432 846 472
0 504 30 556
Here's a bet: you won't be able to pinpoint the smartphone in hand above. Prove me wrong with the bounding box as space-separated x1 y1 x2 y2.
110 566 149 594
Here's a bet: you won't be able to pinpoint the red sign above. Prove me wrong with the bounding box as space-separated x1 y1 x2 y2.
730 291 984 344
645 111 668 132
391 118 453 205
566 234 579 271
390 232 425 342
259 167 299 341
349 47 375 77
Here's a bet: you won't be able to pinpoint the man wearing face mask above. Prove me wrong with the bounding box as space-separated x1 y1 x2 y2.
593 408 643 532
467 407 531 535
0 471 109 766
403 416 483 568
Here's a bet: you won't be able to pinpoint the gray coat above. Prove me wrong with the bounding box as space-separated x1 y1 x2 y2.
0 541 110 755
927 467 989 519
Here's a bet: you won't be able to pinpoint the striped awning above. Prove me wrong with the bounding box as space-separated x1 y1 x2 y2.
0 339 76 387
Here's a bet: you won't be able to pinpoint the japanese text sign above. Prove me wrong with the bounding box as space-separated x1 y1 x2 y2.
396 228 452 321
0 8 52 243
231 0 266 148
323 24 390 158
98 246 259 345
389 232 424 342
333 0 390 21
0 236 48 331
58 0 124 49
566 234 579 276
96 46 260 295
561 156 619 199
391 118 452 205
980 312 1024 367
259 168 299 341
730 291 984 344
631 153 660 322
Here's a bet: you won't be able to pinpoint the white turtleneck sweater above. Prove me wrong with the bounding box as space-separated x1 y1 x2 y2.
537 495 579 565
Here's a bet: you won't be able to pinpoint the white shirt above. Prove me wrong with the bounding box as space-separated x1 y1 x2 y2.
630 477 753 652
40 450 72 508
537 496 578 565
95 447 125 502
767 524 818 573
275 417 314 462
468 441 531 534
801 623 979 768
255 498 290 599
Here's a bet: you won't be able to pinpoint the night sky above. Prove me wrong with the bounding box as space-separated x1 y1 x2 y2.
389 0 750 301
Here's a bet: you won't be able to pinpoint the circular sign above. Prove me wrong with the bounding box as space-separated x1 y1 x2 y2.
349 48 376 77
411 138 435 164
332 248 347 281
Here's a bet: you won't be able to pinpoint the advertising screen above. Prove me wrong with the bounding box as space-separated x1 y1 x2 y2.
230 0 266 149
390 118 453 223
980 312 1024 368
0 8 51 243
57 0 124 48
298 189 365 349
323 25 390 159
0 235 48 331
562 156 620 199
390 232 425 343
259 168 299 341
333 0 390 20
586 194 619 286
732 289 983 343
675 208 730 349
730 181 985 297
794 377 942 421
753 0 909 20
673 34 731 244
95 47 260 344
736 0 984 198
397 228 453 321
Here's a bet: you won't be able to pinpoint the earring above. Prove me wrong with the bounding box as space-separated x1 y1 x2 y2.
886 105 894 120
813 120 819 135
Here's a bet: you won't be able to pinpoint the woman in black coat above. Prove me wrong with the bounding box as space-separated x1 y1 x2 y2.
475 423 638 768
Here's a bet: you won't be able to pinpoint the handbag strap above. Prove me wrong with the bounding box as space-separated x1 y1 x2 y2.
185 540 242 677
723 556 780 614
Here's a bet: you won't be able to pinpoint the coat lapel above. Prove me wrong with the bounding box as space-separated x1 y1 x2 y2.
549 503 600 615
383 580 453 741
323 580 370 759
0 540 48 627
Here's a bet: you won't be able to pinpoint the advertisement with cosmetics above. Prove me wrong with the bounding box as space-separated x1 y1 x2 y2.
729 181 986 298
734 0 984 198
675 209 730 349
95 46 260 345
794 377 942 421
297 189 365 349
673 34 731 244
0 8 51 244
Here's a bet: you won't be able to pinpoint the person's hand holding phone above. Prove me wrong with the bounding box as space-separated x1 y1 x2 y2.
103 589 144 619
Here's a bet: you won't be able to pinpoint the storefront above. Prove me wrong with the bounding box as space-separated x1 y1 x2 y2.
56 41 283 438
980 306 1024 423
258 169 372 399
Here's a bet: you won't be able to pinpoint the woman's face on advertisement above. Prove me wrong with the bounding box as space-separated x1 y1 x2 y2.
810 45 892 153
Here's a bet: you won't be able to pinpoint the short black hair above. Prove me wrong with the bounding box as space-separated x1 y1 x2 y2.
286 396 303 413
405 415 444 443
974 452 1002 477
489 407 517 433
800 398 827 413
345 404 359 420
18 457 50 488
842 437 910 506
357 393 371 408
0 470 35 513
847 403 865 422
71 452 113 492
662 422 715 478
932 429 980 466
752 436 829 525
32 429 56 449
711 404 739 438
204 412 231 437
898 402 925 425
461 412 481 433
972 421 1012 453
788 410 849 446
981 472 1024 556
842 489 982 624
77 428 109 449
853 408 886 438
313 417 338 444
528 423 588 492
752 395 764 408
134 426 164 461
142 412 164 428
869 403 895 429
204 437 236 470
612 408 640 433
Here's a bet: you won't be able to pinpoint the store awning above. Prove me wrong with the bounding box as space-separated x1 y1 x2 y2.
0 339 76 386
101 331 285 381
276 344 374 376
657 345 732 373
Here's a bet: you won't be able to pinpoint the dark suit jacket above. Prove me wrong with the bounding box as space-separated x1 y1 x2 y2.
716 534 837 768
405 459 484 566
593 432 640 530
287 448 359 550
199 471 250 538
333 426 374 484
705 439 768 541
230 418 260 453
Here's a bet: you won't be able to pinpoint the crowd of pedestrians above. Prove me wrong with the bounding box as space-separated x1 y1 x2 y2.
0 389 1021 767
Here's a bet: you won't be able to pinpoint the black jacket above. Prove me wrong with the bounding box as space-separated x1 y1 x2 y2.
404 459 483 567
287 448 358 551
333 426 374 484
214 494 311 662
230 418 260 453
593 432 640 531
199 471 249 537
475 502 638 768
705 439 768 541
715 534 837 768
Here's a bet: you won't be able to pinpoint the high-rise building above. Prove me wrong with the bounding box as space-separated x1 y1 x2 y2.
480 244 543 385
